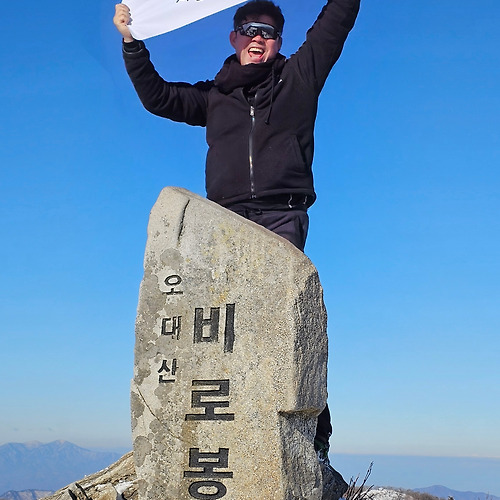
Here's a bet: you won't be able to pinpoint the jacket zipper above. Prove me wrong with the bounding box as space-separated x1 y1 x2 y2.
249 104 256 198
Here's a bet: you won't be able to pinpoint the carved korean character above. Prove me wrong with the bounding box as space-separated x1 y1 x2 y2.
193 304 235 353
161 316 182 339
164 274 184 295
158 359 178 383
185 380 234 421
184 448 232 499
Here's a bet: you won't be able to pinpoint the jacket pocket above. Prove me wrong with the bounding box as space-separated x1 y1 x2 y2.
288 135 307 173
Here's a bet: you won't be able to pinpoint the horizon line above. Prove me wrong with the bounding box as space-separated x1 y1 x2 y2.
332 451 500 460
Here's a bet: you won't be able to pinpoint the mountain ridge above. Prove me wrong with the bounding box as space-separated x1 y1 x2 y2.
414 485 500 500
0 440 121 494
0 490 54 500
1 443 498 500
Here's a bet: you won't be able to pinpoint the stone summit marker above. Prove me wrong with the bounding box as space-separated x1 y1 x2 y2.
131 187 329 500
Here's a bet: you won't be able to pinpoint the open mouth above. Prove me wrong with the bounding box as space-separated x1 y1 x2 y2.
248 47 264 57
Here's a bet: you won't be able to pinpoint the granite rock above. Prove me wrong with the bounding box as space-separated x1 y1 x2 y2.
132 187 329 500
41 452 137 500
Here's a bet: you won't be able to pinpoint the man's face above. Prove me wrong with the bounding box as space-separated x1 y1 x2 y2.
230 14 282 65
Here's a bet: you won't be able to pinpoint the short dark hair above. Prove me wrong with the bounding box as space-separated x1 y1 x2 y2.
233 0 285 34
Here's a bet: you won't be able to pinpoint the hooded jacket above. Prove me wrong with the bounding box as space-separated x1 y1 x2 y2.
123 0 360 207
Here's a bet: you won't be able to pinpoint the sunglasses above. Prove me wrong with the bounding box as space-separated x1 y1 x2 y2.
235 22 281 40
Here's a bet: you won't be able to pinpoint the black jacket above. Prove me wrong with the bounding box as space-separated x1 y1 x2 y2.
123 0 360 207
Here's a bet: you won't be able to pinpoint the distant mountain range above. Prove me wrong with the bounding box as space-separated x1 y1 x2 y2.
0 491 53 500
1 442 498 500
0 440 122 494
414 485 500 500
370 488 500 500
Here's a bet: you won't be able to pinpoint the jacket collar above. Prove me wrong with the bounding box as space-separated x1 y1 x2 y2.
214 53 285 94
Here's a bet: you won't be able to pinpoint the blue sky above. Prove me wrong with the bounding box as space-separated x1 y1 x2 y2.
1 0 499 494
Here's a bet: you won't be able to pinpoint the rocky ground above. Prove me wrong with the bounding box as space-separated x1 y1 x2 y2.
41 453 136 500
366 487 441 500
40 453 444 500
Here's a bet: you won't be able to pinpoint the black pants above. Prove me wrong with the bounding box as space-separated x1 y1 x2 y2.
227 198 333 446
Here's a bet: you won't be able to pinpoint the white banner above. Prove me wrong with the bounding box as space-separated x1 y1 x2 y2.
123 0 245 40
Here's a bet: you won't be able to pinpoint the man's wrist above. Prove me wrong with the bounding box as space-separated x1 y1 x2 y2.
122 38 144 53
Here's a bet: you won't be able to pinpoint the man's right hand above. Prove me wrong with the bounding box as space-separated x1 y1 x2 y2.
113 4 135 43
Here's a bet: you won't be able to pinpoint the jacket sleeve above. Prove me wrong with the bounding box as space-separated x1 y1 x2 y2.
290 0 360 92
122 40 212 127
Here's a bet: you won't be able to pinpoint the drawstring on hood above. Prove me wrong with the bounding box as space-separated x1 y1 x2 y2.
265 64 276 125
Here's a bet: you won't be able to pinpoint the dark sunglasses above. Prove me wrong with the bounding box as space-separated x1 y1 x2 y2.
235 22 281 40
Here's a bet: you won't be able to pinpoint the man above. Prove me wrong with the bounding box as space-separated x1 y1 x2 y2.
114 0 360 496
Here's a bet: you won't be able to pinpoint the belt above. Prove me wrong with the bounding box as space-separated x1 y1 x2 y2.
227 193 309 211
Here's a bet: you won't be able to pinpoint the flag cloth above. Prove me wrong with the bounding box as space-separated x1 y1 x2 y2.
123 0 245 40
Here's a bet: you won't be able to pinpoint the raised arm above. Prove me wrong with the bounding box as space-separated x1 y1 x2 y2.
114 4 212 127
291 0 361 92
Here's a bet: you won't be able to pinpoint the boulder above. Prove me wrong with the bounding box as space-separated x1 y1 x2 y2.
41 452 136 500
132 187 328 500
